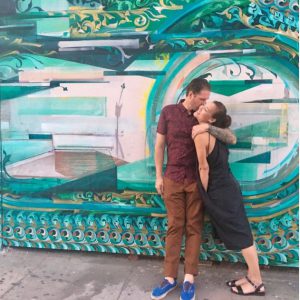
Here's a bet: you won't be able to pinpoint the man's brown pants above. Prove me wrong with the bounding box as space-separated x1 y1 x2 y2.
163 177 204 278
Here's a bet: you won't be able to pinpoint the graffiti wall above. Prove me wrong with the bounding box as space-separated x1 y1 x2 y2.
0 0 298 266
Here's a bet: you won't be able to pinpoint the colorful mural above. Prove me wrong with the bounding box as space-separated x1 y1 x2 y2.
0 0 298 266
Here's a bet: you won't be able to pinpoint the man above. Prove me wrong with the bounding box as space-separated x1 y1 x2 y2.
151 78 236 300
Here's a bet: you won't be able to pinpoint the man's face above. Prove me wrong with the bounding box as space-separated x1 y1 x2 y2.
191 89 210 110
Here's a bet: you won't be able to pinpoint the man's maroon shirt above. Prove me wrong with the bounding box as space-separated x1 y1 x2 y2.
157 100 198 183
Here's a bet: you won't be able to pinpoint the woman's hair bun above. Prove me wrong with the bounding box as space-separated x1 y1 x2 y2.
224 115 232 128
212 101 232 128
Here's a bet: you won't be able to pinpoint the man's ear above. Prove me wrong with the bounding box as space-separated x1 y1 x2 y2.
187 91 193 98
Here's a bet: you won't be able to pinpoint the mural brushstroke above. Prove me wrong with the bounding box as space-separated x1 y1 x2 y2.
0 0 298 267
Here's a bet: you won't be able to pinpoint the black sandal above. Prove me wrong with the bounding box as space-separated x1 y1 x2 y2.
226 277 246 287
231 276 265 296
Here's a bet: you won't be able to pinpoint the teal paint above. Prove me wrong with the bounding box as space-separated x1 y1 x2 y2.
0 0 298 267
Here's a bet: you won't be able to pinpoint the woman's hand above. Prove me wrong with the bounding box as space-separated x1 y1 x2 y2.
192 123 209 139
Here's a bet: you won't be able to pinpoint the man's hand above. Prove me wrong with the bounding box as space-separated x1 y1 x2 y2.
192 123 209 139
155 176 164 195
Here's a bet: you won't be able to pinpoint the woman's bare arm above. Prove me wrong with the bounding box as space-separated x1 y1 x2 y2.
194 133 209 191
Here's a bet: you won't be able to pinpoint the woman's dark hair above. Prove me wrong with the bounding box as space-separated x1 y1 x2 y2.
212 101 232 128
185 78 211 95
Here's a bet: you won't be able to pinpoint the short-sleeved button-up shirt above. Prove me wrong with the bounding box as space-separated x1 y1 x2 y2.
156 99 198 183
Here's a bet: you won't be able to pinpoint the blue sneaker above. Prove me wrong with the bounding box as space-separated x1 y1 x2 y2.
180 281 196 300
151 278 177 299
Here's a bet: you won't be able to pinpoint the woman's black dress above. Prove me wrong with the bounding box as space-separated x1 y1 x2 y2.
197 137 253 250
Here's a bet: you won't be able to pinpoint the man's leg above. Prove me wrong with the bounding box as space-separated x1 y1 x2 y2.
183 180 204 278
163 177 186 279
151 177 185 299
177 180 203 300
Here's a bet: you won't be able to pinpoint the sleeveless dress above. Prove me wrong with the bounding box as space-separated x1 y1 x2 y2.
197 137 253 250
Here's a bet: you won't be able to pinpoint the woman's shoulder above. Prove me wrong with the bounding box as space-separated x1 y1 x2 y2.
194 131 210 144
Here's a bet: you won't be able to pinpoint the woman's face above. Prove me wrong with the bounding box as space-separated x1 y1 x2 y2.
193 102 216 123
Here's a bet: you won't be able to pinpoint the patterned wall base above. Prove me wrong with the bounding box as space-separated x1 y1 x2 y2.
1 207 298 267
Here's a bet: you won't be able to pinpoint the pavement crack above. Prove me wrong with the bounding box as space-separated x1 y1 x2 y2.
116 264 135 300
0 273 29 299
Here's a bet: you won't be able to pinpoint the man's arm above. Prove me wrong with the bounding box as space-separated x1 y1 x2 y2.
154 133 166 195
192 124 237 145
208 125 237 145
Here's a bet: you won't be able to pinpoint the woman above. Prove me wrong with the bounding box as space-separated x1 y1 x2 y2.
193 101 265 296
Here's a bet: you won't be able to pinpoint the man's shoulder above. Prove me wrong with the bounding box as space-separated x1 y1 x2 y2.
161 103 179 113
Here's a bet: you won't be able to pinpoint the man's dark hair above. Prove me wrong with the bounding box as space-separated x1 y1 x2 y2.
185 78 211 96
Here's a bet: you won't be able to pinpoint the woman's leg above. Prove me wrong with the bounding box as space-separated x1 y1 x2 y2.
232 244 265 293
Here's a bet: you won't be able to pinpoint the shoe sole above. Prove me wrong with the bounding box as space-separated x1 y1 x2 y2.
151 285 177 300
231 290 265 296
180 295 195 300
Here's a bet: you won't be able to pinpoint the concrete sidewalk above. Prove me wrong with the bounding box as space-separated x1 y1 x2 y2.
0 247 298 300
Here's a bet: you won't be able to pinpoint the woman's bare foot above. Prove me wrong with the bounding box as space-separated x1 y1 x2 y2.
231 276 265 295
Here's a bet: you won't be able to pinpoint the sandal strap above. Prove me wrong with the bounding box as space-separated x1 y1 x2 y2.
227 279 238 286
232 280 265 296
256 283 264 291
228 276 246 284
245 276 257 288
236 285 244 294
245 276 265 291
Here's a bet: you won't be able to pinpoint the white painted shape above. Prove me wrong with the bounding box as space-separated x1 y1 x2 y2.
125 59 168 71
6 152 69 179
1 122 9 129
19 68 104 83
53 135 114 149
58 39 140 49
